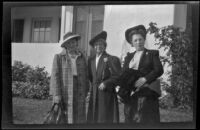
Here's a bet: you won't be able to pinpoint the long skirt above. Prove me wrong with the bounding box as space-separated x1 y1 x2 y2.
124 87 160 124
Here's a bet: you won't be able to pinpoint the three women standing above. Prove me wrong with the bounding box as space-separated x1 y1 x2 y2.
50 25 164 124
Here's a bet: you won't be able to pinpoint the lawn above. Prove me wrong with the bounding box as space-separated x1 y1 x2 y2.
12 97 193 124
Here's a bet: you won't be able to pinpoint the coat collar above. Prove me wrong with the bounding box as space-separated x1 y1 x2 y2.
60 48 67 55
95 51 108 58
128 48 148 69
60 48 82 57
138 48 148 69
91 51 109 74
96 51 108 76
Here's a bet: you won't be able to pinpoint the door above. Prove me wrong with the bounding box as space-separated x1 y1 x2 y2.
73 6 104 58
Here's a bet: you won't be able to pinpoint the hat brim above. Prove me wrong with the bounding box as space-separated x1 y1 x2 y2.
61 35 81 47
125 28 133 44
125 25 146 44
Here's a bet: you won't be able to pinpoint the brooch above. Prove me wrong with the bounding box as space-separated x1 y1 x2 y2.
103 57 108 62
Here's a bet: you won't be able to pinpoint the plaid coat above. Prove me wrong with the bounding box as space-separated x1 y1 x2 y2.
50 49 89 124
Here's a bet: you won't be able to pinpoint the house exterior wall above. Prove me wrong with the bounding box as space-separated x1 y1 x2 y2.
12 6 72 75
12 43 62 76
11 6 61 43
104 4 176 58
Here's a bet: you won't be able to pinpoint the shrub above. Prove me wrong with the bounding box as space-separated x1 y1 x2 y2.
12 81 50 99
159 93 175 109
12 61 51 99
25 66 50 87
12 61 32 82
147 22 193 109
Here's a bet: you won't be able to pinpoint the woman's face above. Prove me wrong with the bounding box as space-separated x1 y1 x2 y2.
131 34 145 51
94 40 106 55
64 39 78 52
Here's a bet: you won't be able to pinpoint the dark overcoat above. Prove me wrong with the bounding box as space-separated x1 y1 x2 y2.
123 48 164 95
123 48 164 123
87 51 122 123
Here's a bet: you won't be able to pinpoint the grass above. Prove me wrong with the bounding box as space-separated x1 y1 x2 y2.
12 97 193 124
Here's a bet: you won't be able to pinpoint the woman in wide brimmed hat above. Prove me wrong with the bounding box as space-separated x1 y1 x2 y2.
86 31 121 123
49 32 89 124
121 25 164 123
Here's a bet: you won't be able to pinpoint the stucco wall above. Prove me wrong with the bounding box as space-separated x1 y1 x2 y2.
103 5 175 58
11 6 61 43
12 43 62 76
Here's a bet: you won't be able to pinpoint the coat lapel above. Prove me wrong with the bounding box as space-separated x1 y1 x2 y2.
91 57 96 78
138 48 147 69
60 49 69 68
96 52 107 78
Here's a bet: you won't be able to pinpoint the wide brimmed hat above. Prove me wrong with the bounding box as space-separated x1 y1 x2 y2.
61 32 81 47
125 25 147 44
89 31 107 47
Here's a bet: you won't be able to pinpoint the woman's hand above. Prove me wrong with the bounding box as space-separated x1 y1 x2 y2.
98 83 106 91
53 95 61 103
135 77 147 89
53 96 61 111
86 92 91 103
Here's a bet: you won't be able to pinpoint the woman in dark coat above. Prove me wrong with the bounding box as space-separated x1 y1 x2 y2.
121 25 164 124
86 31 121 123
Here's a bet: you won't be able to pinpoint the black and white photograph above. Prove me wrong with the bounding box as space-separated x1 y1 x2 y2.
2 1 198 129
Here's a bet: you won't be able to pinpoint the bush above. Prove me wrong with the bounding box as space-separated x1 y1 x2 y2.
12 61 51 99
147 22 193 109
12 81 50 99
12 61 32 82
159 93 175 109
25 66 50 87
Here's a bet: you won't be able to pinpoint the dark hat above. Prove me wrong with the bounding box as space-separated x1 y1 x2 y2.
125 25 147 44
61 32 81 47
89 31 107 47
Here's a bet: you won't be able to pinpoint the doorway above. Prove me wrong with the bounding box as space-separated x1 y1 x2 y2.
73 5 104 58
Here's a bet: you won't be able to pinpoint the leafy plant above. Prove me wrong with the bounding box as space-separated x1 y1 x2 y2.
12 60 51 99
12 81 50 99
12 61 32 82
147 22 193 109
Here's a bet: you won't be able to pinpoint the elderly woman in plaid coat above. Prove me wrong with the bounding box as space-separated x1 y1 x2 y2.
49 32 89 124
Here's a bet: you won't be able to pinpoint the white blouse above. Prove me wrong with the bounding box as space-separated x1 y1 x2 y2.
68 51 81 76
96 53 103 69
129 51 144 70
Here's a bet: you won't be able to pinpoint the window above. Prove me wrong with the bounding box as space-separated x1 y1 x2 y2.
12 19 24 43
31 18 52 43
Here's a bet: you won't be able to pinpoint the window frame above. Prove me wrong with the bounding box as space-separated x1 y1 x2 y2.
30 17 52 43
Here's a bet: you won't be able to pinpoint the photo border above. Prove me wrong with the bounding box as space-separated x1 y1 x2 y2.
2 1 199 129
